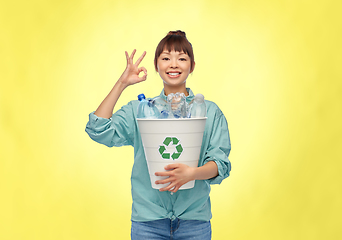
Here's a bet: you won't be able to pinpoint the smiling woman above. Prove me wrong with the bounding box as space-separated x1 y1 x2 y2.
85 30 231 240
156 50 194 95
154 31 196 96
154 31 195 72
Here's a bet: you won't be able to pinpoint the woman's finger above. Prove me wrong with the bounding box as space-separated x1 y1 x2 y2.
155 176 175 185
171 185 180 193
155 170 172 177
159 182 177 192
136 69 147 83
125 51 129 64
134 51 146 66
138 74 147 82
164 163 179 170
138 67 147 76
129 49 136 61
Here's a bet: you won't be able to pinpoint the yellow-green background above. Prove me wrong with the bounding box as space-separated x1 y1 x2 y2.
1 0 341 239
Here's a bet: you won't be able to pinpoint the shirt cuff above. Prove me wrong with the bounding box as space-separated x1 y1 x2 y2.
89 111 112 124
203 158 230 185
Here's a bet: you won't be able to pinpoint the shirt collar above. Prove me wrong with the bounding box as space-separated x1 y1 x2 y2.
159 88 195 103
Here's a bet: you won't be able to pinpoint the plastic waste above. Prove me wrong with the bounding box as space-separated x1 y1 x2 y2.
151 97 168 113
167 92 187 118
137 92 206 119
158 110 171 119
189 94 206 118
137 94 160 119
150 97 173 119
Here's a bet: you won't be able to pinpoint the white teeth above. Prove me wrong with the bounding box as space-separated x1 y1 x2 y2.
168 72 180 76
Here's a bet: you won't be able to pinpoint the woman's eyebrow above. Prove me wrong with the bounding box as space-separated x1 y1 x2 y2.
161 51 186 55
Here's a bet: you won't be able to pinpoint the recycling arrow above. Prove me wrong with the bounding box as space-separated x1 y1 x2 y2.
158 137 183 160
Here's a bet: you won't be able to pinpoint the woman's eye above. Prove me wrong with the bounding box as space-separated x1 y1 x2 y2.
162 57 169 60
180 58 187 61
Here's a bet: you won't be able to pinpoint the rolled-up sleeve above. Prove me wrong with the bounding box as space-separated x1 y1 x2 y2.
203 109 231 185
85 102 134 147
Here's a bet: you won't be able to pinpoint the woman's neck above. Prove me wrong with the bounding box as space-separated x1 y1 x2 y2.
163 85 189 96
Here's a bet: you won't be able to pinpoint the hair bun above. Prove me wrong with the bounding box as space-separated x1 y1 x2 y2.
167 30 186 37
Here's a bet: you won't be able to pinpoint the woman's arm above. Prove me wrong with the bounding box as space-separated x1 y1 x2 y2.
193 161 218 180
94 49 147 119
94 81 127 119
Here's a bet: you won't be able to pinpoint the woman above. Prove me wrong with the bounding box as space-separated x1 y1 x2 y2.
85 30 231 239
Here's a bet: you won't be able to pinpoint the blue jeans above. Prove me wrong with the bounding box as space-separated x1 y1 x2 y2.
131 218 211 240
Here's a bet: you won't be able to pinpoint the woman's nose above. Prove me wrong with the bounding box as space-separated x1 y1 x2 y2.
170 59 178 68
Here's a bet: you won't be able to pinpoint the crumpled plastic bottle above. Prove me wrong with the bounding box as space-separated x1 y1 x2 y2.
151 97 174 119
167 92 187 118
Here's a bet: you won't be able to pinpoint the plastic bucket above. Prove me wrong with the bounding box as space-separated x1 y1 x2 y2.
137 117 207 190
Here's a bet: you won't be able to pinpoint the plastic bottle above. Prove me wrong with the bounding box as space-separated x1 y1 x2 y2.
137 94 160 119
167 92 187 118
158 110 171 119
151 96 168 113
189 94 206 118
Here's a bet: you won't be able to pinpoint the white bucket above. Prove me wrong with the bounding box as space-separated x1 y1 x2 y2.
137 117 207 190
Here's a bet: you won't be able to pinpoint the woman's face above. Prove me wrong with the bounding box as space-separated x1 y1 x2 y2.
157 49 194 89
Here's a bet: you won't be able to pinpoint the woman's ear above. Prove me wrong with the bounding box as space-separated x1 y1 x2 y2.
190 61 195 73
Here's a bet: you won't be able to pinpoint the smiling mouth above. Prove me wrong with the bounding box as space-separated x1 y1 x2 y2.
167 72 181 76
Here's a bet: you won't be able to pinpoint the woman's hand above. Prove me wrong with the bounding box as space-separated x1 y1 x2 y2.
118 49 147 88
155 163 196 193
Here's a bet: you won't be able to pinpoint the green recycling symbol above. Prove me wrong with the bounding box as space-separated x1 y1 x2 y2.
158 137 183 160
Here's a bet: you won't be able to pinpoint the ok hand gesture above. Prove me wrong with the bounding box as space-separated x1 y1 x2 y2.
119 49 147 88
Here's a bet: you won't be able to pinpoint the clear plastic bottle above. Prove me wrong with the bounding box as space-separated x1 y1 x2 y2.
167 92 187 118
137 94 160 119
151 96 168 113
158 110 171 119
189 94 206 118
150 96 174 119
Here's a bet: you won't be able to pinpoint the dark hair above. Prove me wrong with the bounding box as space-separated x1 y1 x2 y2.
154 30 195 72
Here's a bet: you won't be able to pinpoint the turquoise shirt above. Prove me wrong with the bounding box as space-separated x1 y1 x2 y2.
85 88 231 222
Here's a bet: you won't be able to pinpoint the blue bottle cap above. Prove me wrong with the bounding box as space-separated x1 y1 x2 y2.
138 94 146 101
